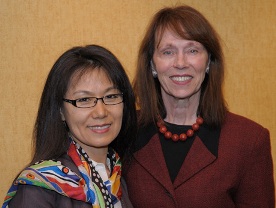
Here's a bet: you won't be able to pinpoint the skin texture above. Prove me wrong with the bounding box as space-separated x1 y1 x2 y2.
60 68 123 164
153 29 209 125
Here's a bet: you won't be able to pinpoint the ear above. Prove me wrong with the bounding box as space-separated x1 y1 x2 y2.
60 108 65 121
151 60 158 78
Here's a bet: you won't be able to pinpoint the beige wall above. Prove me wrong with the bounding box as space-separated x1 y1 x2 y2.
1 0 275 201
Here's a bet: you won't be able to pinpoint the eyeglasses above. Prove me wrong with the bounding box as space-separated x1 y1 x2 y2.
63 93 123 108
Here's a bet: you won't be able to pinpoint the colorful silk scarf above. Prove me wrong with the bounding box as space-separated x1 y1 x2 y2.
2 139 122 208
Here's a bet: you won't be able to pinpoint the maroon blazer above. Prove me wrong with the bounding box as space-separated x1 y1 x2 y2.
124 112 274 207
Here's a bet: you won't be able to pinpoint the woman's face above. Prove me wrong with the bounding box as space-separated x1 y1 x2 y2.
153 28 209 103
60 68 123 155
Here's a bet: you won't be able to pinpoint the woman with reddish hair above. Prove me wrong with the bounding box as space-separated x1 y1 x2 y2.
124 5 274 207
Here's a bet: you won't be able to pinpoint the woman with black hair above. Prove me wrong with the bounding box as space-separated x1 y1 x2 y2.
3 45 136 208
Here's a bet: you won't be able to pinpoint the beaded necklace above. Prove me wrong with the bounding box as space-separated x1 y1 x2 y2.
157 116 204 142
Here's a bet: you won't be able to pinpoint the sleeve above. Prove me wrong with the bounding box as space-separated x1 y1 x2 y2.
8 185 56 208
235 127 275 207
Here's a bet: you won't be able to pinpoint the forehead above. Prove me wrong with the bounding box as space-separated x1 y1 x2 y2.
158 29 205 48
155 25 190 48
68 67 113 88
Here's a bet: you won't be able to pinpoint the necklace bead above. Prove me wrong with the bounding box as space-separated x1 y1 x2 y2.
157 116 204 142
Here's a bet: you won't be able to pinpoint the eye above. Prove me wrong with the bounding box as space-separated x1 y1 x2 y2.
76 97 92 103
189 49 198 54
105 94 120 100
163 50 174 55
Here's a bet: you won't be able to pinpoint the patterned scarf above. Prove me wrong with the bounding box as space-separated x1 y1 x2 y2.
2 139 122 208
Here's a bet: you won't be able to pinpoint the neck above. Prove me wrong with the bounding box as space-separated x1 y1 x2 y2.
162 92 200 125
86 147 108 164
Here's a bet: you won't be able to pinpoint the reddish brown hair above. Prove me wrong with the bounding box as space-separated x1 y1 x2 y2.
133 5 227 127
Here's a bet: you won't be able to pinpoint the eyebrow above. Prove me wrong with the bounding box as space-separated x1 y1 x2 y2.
186 41 204 48
72 86 119 96
157 43 174 49
159 40 202 48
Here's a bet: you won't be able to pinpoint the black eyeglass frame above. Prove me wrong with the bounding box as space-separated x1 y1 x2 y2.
63 93 123 108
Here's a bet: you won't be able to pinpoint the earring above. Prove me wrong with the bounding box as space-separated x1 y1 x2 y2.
152 70 158 78
206 55 211 74
151 60 158 78
206 66 210 74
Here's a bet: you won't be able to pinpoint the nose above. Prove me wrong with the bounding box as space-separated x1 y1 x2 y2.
173 53 187 69
91 99 108 118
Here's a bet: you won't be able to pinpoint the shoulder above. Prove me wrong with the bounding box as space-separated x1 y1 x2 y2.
223 111 269 135
6 156 89 208
14 156 81 195
8 185 91 208
221 112 270 151
8 185 56 207
20 155 81 180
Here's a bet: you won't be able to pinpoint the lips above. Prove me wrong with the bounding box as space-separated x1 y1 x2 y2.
89 124 111 133
170 76 192 82
89 124 111 130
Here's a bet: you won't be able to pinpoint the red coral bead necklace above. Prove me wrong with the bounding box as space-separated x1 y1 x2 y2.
157 116 204 142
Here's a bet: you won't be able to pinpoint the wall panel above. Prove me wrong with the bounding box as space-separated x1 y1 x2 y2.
1 0 275 201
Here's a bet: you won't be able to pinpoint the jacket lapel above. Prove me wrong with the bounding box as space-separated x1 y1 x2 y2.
134 133 175 195
133 122 220 192
173 136 217 188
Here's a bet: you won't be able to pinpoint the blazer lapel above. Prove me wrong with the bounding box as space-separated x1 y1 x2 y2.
173 136 217 188
134 133 175 195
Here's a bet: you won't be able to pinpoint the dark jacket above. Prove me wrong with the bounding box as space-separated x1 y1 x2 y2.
8 154 133 208
124 112 275 207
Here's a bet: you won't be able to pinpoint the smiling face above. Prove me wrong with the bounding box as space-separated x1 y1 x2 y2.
60 68 123 157
153 28 209 105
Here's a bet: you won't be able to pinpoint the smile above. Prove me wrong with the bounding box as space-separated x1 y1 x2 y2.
89 124 111 130
170 76 192 82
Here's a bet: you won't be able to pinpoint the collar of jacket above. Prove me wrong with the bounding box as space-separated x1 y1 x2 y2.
132 122 220 189
134 122 220 157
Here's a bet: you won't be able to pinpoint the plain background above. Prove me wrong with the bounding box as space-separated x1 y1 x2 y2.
1 0 275 202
